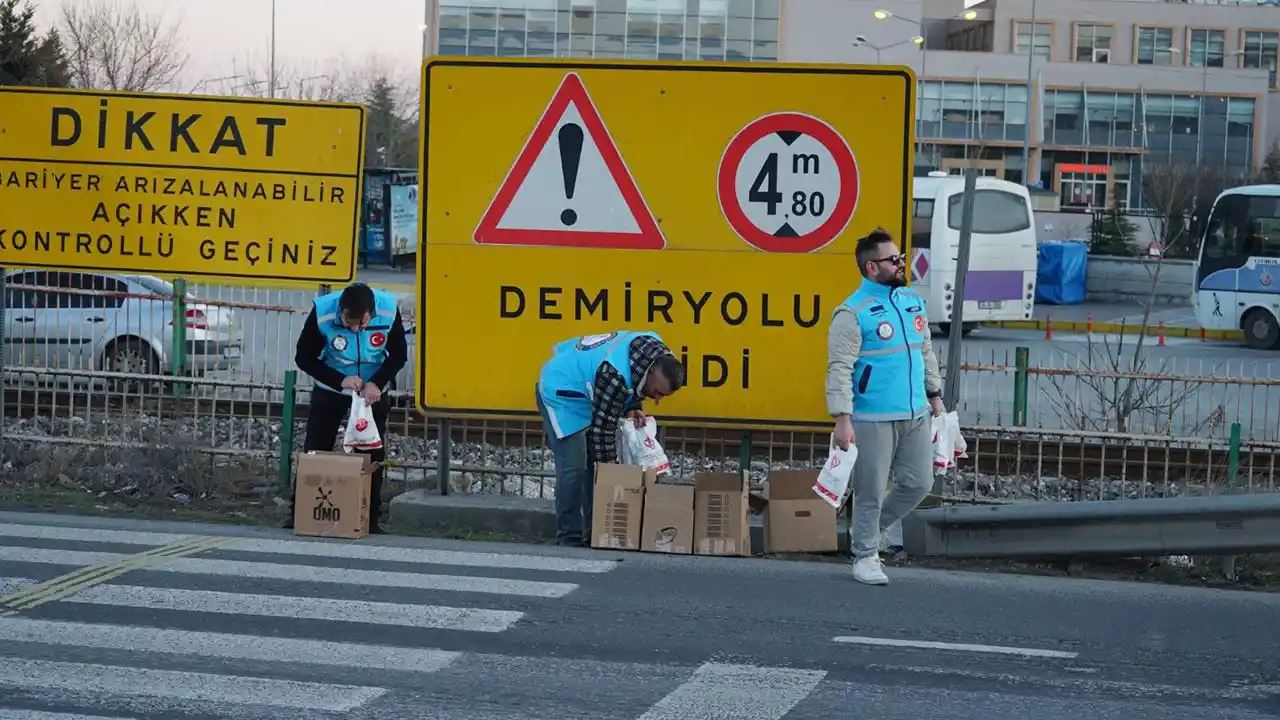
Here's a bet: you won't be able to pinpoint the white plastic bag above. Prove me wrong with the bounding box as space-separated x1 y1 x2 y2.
946 411 968 461
932 410 967 471
343 393 383 452
813 433 858 508
619 416 671 475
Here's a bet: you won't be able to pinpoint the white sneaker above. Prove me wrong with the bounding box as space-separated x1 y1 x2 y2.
852 555 889 585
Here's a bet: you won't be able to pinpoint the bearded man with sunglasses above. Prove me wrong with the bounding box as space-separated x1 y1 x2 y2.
826 227 945 585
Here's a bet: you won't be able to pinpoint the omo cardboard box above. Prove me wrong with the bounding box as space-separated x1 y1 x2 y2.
762 470 838 554
640 474 695 554
293 451 374 540
693 471 751 556
591 463 649 550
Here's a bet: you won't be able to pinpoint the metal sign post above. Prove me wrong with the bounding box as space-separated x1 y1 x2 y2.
942 169 978 412
0 267 7 468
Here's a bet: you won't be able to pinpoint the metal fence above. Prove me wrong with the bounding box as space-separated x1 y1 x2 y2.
2 277 1279 513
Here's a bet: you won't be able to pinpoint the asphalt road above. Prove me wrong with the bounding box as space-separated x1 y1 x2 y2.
0 511 1277 719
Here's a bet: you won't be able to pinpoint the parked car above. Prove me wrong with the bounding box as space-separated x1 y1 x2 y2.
2 270 242 378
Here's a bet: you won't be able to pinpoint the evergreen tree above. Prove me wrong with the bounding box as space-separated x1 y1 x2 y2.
0 0 72 87
1090 196 1139 256
364 76 417 169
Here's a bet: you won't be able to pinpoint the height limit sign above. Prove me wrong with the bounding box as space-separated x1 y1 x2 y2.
717 112 859 253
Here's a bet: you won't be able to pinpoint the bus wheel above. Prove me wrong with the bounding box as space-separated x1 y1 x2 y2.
1241 309 1280 350
937 322 979 337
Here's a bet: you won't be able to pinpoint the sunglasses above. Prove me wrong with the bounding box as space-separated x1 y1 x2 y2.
872 254 907 266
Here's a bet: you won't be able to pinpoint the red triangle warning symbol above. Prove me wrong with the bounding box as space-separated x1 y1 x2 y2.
473 72 665 250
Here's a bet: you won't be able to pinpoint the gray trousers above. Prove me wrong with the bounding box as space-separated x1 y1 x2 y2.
849 414 934 558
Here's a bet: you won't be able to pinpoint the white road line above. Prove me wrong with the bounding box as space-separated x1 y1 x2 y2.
2 580 523 633
0 548 580 598
832 635 1079 659
0 616 461 672
220 537 620 574
0 658 386 711
636 663 826 720
0 711 137 720
0 522 619 574
0 523 193 547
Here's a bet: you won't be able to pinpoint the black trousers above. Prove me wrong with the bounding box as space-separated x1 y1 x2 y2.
294 386 391 524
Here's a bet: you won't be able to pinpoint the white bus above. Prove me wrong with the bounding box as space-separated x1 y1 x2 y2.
1193 184 1280 350
908 172 1038 335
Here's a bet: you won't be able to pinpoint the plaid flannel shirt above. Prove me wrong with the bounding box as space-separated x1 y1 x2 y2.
588 335 669 463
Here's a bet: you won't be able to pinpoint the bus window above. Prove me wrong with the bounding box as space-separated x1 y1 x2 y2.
912 198 934 248
946 190 1032 233
1203 195 1280 259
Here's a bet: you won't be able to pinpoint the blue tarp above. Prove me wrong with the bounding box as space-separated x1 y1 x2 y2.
1036 241 1088 305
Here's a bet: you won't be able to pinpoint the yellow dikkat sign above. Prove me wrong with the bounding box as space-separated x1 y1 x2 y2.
418 57 914 426
0 88 366 284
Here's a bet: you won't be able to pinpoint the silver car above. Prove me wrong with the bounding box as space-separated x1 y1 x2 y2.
2 269 242 378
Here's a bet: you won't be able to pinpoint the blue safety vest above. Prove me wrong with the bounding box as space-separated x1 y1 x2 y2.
311 287 399 392
839 281 929 422
537 330 662 439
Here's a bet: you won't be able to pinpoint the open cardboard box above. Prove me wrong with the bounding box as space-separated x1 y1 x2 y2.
293 451 377 540
640 473 695 554
761 470 838 554
591 463 650 550
692 471 751 556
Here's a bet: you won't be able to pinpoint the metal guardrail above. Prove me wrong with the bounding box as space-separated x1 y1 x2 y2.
903 493 1280 559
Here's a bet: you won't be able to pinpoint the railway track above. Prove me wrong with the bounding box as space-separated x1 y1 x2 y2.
4 388 1276 482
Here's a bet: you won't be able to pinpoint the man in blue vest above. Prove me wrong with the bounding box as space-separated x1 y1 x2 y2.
536 331 687 547
826 228 945 585
288 282 408 534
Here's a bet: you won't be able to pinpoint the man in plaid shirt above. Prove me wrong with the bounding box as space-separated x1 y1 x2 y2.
536 330 687 547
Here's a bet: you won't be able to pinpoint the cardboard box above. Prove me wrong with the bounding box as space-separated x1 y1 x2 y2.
640 474 695 554
293 451 374 539
762 470 838 554
591 463 648 550
693 471 751 556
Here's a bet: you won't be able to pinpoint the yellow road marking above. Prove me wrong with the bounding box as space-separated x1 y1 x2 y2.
0 535 233 616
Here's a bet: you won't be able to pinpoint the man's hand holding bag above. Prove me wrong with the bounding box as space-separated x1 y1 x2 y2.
813 432 857 508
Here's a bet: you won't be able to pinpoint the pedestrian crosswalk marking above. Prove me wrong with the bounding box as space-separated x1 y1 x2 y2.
0 547 581 598
0 522 620 574
635 662 827 720
0 536 232 615
0 616 462 673
1 711 139 720
0 579 524 633
219 536 620 573
0 522 196 547
0 658 386 712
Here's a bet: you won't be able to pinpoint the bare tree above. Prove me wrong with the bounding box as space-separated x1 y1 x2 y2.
58 0 187 92
1041 162 1234 436
212 53 421 168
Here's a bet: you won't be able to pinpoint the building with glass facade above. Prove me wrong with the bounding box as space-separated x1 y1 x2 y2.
435 0 780 62
426 0 1280 210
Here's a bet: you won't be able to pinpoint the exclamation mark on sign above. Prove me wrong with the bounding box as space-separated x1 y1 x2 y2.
558 122 584 227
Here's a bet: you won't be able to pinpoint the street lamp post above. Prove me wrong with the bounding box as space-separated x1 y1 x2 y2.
269 0 276 99
874 9 978 171
852 35 924 64
1021 0 1036 187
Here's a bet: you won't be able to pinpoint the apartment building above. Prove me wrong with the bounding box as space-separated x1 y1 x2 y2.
427 0 1280 209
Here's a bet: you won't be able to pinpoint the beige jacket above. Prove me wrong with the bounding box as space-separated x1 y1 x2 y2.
824 303 943 417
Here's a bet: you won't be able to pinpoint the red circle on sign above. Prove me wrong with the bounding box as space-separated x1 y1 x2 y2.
370 331 386 347
717 112 860 254
913 315 926 333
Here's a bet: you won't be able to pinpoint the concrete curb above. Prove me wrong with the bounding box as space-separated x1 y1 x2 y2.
982 319 1242 341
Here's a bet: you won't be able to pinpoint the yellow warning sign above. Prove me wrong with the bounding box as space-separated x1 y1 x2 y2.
419 57 915 426
0 87 366 284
